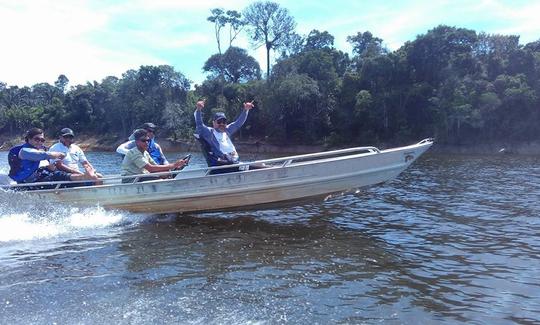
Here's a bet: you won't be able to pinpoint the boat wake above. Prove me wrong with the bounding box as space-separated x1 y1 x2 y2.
0 190 147 243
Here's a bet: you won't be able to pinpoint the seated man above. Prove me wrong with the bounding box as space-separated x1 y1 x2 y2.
116 122 168 165
194 100 254 174
8 128 99 187
49 128 103 185
121 129 188 183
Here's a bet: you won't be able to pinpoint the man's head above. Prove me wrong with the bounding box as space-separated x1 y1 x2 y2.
59 128 75 146
141 122 157 139
25 128 46 147
133 129 150 151
212 112 227 132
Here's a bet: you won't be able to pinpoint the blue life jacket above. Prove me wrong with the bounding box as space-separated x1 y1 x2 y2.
8 143 41 183
195 134 236 167
148 139 165 165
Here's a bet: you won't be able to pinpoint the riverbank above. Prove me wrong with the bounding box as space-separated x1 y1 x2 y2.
170 140 540 156
1 134 539 155
0 134 326 155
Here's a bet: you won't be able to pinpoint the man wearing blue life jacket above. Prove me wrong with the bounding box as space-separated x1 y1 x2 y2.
8 128 99 186
194 100 255 174
116 122 168 165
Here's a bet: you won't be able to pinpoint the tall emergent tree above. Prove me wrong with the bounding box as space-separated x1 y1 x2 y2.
243 1 296 79
225 10 245 48
207 8 227 54
208 8 246 54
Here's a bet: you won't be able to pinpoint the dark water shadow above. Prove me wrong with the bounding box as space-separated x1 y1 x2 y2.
118 211 402 284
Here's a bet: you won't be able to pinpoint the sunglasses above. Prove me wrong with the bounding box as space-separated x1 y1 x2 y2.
32 137 46 142
145 129 155 133
216 120 227 125
138 138 150 143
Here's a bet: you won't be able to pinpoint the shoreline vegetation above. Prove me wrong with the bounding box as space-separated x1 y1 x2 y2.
2 134 540 156
2 3 539 154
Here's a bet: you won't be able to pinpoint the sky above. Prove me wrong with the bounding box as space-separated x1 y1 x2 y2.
1 0 539 88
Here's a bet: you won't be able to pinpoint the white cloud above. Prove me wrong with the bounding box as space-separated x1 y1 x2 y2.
0 0 116 86
490 2 540 42
0 0 254 86
0 0 196 86
292 0 540 52
126 0 250 11
2 0 540 87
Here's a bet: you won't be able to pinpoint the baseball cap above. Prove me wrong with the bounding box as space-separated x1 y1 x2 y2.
141 122 157 131
60 128 75 137
213 112 227 121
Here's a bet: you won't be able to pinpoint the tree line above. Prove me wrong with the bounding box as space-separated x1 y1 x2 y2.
1 1 539 147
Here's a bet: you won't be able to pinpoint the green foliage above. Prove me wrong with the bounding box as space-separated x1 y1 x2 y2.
0 66 191 139
203 46 261 82
2 18 540 148
112 65 190 135
304 30 334 51
347 31 386 58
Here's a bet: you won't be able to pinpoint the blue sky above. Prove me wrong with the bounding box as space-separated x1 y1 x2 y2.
1 0 539 88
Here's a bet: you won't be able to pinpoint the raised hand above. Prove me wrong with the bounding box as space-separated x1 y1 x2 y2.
243 101 255 111
196 100 206 110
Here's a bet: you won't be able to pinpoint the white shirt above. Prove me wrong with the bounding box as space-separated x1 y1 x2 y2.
212 129 237 158
116 140 135 155
49 142 88 172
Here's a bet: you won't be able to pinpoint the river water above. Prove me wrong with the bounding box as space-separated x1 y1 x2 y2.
0 150 539 324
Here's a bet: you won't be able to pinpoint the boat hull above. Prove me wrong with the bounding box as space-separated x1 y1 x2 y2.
7 139 433 214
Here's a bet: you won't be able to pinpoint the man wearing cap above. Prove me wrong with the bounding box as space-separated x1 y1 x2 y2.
194 100 254 171
121 129 187 183
116 122 168 165
8 127 98 186
49 128 103 181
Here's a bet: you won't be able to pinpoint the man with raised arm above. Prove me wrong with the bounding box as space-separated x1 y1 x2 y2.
194 100 254 173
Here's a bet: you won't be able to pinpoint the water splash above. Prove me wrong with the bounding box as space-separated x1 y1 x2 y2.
0 190 146 243
0 213 61 241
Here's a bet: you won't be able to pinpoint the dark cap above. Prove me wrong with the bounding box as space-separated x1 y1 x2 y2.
213 112 227 121
60 128 75 137
141 122 157 131
133 129 148 141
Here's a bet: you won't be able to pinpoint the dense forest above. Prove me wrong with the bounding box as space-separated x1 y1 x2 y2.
1 1 539 147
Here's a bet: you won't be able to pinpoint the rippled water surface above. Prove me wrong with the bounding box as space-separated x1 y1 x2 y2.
0 151 539 324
